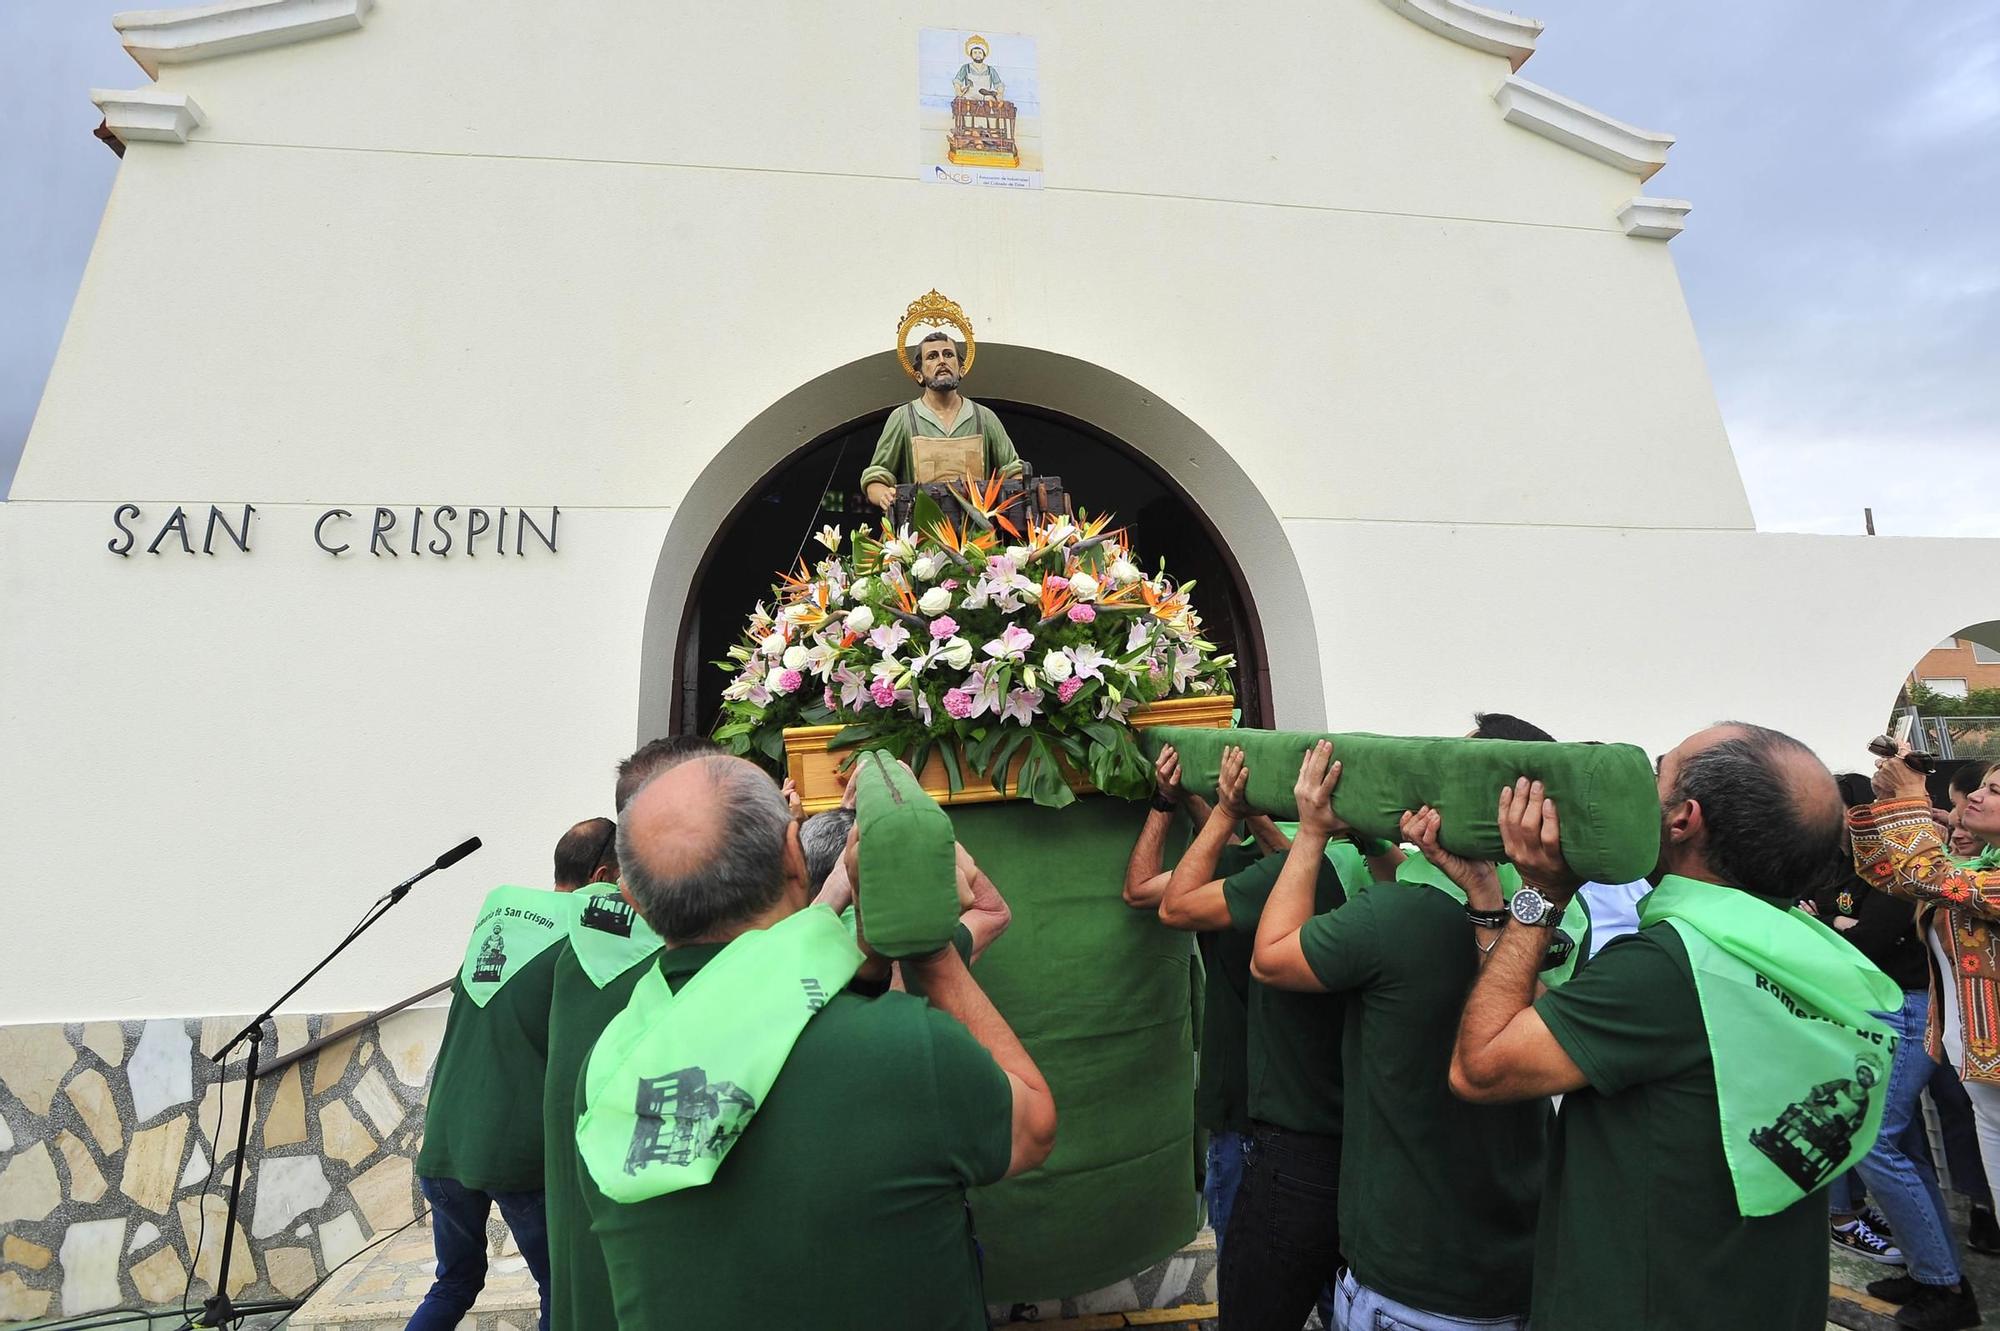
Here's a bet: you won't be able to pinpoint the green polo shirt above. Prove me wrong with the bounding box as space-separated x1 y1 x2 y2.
415 946 561 1193
1221 843 1370 1136
581 944 1014 1330
1531 919 1828 1331
859 396 1023 490
1195 843 1264 1135
1300 884 1547 1318
543 937 661 1331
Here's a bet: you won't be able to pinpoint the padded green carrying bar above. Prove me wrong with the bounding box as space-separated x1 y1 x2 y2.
1141 728 1660 885
852 750 962 958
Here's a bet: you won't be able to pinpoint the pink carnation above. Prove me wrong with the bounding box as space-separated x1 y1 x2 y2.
1057 677 1084 703
870 680 898 708
943 688 976 719
823 685 837 710
774 669 803 694
942 579 960 590
1046 575 1070 591
930 615 959 639
1067 603 1097 624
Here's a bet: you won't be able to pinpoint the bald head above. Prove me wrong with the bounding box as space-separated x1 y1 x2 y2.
552 816 617 891
1656 722 1843 897
617 755 804 943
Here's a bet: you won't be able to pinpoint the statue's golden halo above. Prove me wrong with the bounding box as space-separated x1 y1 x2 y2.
895 289 977 384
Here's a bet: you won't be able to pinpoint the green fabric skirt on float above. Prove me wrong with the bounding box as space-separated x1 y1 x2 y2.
946 798 1198 1303
1140 728 1661 885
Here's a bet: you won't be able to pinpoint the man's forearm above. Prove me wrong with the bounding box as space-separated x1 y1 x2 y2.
1256 831 1327 952
1165 804 1236 904
1123 809 1175 909
908 946 1056 1172
1455 922 1549 1085
1247 814 1292 855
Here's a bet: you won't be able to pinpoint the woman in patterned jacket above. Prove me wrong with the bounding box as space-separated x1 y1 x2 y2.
1852 755 2000 1210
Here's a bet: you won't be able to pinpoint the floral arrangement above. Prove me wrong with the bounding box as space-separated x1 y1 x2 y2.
712 484 1234 808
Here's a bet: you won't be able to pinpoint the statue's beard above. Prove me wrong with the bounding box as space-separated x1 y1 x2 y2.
928 370 960 391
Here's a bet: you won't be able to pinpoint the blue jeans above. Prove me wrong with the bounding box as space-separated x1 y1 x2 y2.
1852 989 1962 1287
1333 1268 1527 1331
1205 1130 1252 1262
408 1176 552 1331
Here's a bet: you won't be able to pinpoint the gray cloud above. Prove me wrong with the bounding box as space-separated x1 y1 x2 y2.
2 2 1995 541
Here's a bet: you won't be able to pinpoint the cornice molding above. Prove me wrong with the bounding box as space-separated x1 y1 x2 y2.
1377 0 1542 71
90 87 206 144
114 0 373 78
1494 75 1674 181
1618 197 1691 241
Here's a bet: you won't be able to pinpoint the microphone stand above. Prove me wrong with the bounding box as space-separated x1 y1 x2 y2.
186 842 478 1328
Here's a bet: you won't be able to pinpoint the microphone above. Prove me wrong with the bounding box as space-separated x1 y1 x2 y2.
386 836 483 904
435 836 483 871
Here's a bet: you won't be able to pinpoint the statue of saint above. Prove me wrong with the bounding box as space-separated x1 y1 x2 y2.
952 37 1005 101
861 328 1023 512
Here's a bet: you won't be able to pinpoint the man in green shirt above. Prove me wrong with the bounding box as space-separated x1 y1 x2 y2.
579 754 1057 1329
1250 741 1546 1330
860 331 1023 511
412 877 579 1330
1157 745 1398 1331
1452 723 1875 1331
1120 742 1291 1259
541 734 720 1331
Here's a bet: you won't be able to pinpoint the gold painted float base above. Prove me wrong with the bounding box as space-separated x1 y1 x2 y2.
783 695 1235 813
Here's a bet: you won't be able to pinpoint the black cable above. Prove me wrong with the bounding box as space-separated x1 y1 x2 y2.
244 1206 431 1330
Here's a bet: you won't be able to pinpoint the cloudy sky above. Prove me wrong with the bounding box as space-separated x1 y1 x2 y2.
2 1 1996 536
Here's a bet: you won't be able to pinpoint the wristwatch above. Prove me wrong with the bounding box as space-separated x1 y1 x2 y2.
1149 791 1178 813
1509 886 1563 928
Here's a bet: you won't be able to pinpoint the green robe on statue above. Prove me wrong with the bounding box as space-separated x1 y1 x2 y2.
859 397 1023 492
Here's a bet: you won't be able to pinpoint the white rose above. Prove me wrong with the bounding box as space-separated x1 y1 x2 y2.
918 587 952 616
912 555 940 582
1005 545 1030 563
782 645 809 671
940 636 974 670
1042 650 1074 683
844 605 875 633
1069 572 1101 602
1108 558 1141 585
850 576 871 599
759 632 787 657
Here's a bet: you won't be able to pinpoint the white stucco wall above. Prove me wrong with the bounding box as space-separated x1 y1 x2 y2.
2 0 1982 1021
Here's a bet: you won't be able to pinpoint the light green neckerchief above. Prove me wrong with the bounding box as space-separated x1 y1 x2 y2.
457 886 576 1007
569 884 663 988
1394 859 1588 987
1639 875 1903 1216
577 906 861 1201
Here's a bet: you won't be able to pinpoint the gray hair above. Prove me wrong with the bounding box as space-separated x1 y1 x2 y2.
1669 722 1842 899
799 809 856 894
618 757 794 942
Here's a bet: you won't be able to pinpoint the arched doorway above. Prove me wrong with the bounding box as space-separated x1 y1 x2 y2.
637 344 1325 744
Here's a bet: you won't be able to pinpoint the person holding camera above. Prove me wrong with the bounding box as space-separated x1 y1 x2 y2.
575 754 1055 1330
1854 751 2000 1326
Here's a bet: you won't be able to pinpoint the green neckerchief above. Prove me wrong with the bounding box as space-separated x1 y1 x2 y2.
1962 846 2000 870
577 906 861 1201
1638 875 1903 1216
570 884 663 988
457 885 576 1007
1394 859 1588 987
